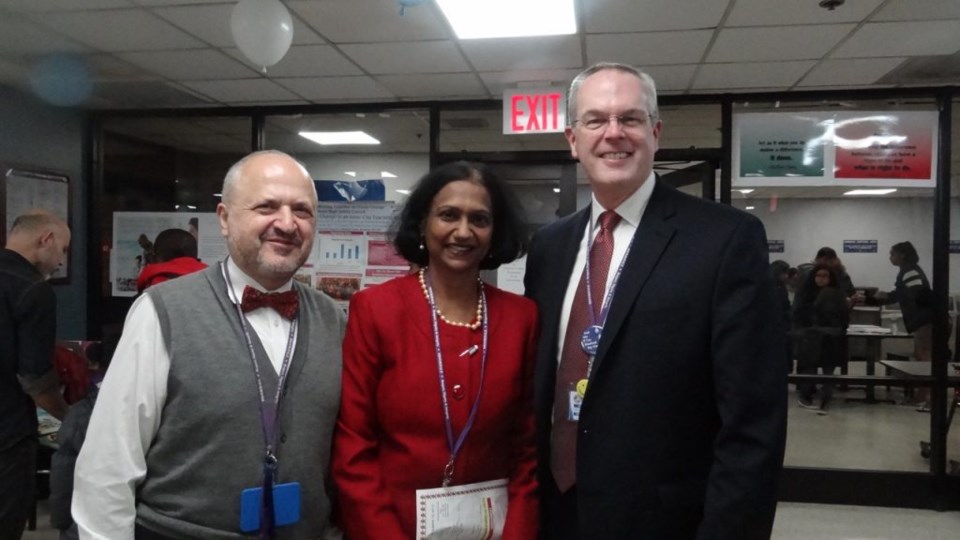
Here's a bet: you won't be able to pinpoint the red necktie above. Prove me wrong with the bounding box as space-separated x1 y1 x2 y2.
241 286 299 320
551 210 621 492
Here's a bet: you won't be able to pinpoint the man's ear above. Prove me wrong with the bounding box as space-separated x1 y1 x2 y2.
38 230 55 247
216 202 229 237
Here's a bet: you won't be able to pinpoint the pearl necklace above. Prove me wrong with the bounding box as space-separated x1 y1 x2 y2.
419 268 483 331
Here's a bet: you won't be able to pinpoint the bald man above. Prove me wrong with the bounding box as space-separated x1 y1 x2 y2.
1 210 71 538
74 151 345 539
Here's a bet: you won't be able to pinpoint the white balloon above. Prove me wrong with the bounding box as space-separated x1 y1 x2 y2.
231 0 294 69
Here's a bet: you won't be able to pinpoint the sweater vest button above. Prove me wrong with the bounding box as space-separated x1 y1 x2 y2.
452 384 465 400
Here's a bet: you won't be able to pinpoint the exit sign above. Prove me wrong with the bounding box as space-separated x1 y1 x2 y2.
502 88 566 134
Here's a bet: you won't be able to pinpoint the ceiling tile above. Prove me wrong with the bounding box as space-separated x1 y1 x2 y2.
274 76 394 102
0 16 89 56
1 0 133 10
224 45 361 78
833 21 960 58
92 80 212 108
872 0 960 21
153 4 324 48
130 0 234 5
339 41 469 74
479 69 580 94
377 73 487 99
460 36 581 71
726 0 883 26
584 0 728 33
288 0 451 43
87 54 153 81
693 61 816 90
118 49 257 80
586 30 712 66
38 9 205 51
181 79 300 103
798 58 907 87
0 59 27 85
643 65 699 92
708 25 856 63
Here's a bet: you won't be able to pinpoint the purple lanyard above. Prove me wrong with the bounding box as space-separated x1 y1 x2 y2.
423 270 489 487
583 213 632 332
222 261 297 539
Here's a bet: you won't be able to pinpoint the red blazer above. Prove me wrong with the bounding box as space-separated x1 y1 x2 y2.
333 273 539 539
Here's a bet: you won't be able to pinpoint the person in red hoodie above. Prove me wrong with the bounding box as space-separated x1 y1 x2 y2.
135 228 207 293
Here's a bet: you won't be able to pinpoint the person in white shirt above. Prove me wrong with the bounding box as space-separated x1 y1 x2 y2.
73 150 345 539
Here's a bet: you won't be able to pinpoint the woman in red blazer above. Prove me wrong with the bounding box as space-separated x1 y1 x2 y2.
333 161 538 539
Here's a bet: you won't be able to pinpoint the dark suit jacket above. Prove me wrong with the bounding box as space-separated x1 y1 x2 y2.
524 182 787 540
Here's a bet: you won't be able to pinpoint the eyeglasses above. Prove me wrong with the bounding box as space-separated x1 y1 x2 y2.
572 112 656 131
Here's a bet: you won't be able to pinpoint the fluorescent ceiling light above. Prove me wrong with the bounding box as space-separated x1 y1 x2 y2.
436 0 576 39
553 188 561 193
299 131 380 145
745 206 755 210
381 171 397 178
737 189 754 194
844 189 897 196
344 171 356 177
213 193 222 198
396 189 411 195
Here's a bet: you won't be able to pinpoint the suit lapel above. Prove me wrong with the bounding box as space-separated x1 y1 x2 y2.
537 208 591 364
591 183 678 375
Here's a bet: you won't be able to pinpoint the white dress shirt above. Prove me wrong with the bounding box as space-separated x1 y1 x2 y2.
73 258 296 539
556 173 656 365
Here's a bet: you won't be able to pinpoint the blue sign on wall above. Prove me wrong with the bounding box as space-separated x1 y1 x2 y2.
768 240 784 253
843 240 878 253
316 179 385 202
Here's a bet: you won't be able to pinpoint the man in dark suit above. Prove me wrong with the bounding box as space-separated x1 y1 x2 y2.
524 62 787 539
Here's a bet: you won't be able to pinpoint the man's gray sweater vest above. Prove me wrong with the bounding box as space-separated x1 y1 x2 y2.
137 265 345 539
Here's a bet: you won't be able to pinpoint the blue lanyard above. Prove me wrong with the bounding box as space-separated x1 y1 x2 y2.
423 269 489 487
221 260 297 539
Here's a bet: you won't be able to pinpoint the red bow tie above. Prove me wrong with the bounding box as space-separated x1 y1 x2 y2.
240 286 299 320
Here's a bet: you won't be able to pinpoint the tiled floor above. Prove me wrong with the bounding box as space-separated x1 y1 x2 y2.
20 499 960 539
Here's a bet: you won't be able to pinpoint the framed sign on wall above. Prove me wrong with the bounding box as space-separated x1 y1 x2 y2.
1 164 71 283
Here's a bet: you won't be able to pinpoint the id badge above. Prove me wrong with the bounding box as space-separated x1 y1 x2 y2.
239 481 301 532
566 382 583 422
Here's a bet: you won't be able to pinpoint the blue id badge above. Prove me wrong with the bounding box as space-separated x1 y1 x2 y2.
239 482 301 532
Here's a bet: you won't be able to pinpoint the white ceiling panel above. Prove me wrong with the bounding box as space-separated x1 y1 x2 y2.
0 16 89 57
583 0 729 33
708 25 856 63
833 21 960 58
118 49 257 80
86 54 152 81
586 30 713 66
460 36 581 71
274 76 394 102
288 0 451 43
182 79 301 103
37 9 205 52
798 57 907 87
377 73 487 99
693 61 816 90
225 45 362 78
153 4 324 48
0 0 133 10
478 69 580 94
130 0 234 5
0 58 27 85
642 65 699 93
726 0 883 27
339 41 469 75
873 0 960 21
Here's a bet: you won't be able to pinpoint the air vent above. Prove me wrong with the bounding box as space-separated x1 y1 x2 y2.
444 118 489 129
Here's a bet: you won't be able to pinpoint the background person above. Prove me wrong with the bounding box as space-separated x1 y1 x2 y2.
73 150 346 539
0 209 71 539
872 241 933 411
794 264 849 413
332 161 538 539
135 228 207 293
524 62 786 539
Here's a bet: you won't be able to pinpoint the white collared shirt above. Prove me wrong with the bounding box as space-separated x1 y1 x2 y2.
556 172 656 365
73 259 296 539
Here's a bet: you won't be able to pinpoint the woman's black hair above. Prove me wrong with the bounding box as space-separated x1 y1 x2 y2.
890 241 920 266
392 161 528 270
